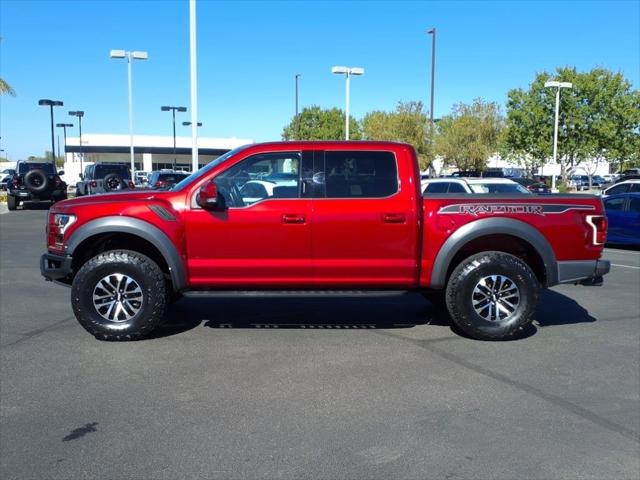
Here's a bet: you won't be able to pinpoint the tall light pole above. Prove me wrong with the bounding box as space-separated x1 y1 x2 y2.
427 28 436 175
331 66 364 140
38 99 63 164
189 0 199 172
68 111 85 174
295 73 301 139
110 49 148 175
544 80 573 191
161 106 187 169
56 123 73 162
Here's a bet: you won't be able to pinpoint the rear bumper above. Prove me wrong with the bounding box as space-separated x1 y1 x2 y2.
40 252 73 283
557 259 611 286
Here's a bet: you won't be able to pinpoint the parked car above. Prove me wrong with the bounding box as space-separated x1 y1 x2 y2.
601 179 640 197
621 168 640 176
513 178 551 194
0 168 16 191
569 175 604 191
422 177 531 194
146 170 190 189
603 193 640 246
7 161 67 210
134 171 149 185
76 163 135 196
600 174 620 184
41 141 609 342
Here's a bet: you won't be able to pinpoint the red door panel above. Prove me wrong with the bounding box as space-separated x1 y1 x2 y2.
184 199 313 287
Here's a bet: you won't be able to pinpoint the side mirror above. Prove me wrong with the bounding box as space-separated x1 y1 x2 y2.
58 170 65 176
79 173 84 180
197 180 221 210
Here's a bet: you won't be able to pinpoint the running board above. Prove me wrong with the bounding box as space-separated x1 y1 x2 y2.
182 290 412 298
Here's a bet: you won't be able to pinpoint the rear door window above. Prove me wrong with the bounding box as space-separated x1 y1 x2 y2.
424 182 450 194
628 197 640 212
605 197 625 211
447 182 468 193
324 151 397 198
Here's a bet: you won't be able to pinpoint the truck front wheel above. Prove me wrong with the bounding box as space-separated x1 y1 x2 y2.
71 250 167 341
445 251 539 340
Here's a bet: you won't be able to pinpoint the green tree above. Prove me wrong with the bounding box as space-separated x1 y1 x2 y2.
282 105 361 141
502 67 640 179
362 101 433 170
435 98 503 172
0 78 15 96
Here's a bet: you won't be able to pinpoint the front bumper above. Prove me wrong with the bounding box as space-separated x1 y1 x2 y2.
40 252 73 282
557 259 611 286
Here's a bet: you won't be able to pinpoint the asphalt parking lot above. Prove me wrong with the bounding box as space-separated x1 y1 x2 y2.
1 208 639 480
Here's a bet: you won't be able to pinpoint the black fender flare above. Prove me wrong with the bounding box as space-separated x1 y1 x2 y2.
66 216 187 291
429 217 558 289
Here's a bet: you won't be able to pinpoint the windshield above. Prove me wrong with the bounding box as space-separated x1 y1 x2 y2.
172 144 251 191
18 163 56 175
469 182 531 194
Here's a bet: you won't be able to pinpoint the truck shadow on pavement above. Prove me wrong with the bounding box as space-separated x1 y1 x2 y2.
151 289 596 340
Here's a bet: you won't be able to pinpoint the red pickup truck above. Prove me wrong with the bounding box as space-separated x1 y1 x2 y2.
41 142 610 341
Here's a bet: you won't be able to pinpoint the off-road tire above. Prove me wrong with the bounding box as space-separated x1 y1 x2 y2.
7 195 17 211
24 169 49 193
71 250 167 341
103 173 123 192
445 251 539 341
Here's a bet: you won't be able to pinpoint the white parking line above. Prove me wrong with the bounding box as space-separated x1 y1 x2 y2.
612 264 640 270
605 248 640 255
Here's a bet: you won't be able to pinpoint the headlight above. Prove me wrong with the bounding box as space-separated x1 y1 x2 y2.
54 214 77 235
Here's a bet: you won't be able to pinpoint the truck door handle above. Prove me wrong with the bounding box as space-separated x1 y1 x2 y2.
283 214 306 224
382 213 406 224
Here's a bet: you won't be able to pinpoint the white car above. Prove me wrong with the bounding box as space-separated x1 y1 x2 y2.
422 177 531 195
601 179 640 197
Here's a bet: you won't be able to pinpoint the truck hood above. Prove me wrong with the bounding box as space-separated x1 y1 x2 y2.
52 190 170 212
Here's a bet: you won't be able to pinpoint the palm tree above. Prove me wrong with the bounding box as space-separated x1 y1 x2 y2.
0 78 15 96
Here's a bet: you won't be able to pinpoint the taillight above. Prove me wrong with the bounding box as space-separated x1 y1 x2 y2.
128 180 135 189
586 215 607 246
155 180 166 188
54 175 62 186
90 180 97 188
12 175 19 187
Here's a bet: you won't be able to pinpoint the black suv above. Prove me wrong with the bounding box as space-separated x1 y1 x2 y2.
76 163 135 196
7 161 67 210
146 170 190 189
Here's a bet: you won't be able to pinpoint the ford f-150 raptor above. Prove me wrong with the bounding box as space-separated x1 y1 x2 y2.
41 142 610 341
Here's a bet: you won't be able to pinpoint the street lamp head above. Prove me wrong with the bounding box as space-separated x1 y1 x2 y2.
132 51 148 60
56 123 74 128
110 49 126 59
183 121 202 126
177 107 187 112
39 99 63 107
69 111 84 118
161 106 171 111
545 80 573 89
427 28 436 34
349 67 365 76
332 66 348 74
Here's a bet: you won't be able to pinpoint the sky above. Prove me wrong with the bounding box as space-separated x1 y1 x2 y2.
0 0 639 161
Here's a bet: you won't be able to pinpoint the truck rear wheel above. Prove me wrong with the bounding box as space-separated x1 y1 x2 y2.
71 250 167 341
7 195 17 211
445 251 538 340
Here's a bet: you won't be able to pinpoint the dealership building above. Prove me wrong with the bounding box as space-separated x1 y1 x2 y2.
62 133 253 183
